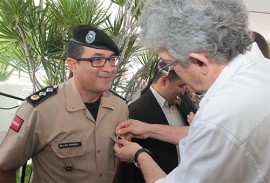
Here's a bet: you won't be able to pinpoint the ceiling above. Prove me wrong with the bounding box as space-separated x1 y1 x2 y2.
243 0 270 44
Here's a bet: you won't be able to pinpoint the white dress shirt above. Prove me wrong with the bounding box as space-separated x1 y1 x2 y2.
150 86 185 126
156 43 270 183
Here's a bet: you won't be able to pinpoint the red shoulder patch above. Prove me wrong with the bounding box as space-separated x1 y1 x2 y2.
10 116 24 132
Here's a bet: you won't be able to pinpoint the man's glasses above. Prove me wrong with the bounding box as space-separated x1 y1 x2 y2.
75 56 119 67
158 59 178 76
180 83 187 88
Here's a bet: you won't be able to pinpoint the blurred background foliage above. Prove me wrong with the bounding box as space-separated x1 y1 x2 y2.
0 0 157 101
0 62 15 81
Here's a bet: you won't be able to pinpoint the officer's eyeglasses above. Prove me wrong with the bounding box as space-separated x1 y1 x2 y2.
158 59 178 76
75 56 119 67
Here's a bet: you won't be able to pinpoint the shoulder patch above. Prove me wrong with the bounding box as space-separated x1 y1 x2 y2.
26 86 58 107
109 89 127 103
10 115 24 132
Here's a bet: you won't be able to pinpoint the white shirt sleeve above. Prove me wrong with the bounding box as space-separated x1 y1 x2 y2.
156 121 259 183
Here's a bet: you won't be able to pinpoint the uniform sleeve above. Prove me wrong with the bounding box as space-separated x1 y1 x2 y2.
0 101 41 171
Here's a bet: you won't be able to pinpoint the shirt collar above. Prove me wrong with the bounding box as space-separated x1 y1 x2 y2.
150 86 169 108
65 77 114 112
65 77 85 111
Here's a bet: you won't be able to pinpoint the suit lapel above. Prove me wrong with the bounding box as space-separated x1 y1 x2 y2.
143 89 169 125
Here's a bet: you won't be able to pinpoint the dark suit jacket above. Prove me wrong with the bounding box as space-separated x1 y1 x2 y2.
117 89 197 183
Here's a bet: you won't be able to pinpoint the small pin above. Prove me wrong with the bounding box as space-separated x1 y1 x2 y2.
31 95 40 100
116 132 123 139
39 92 46 96
46 88 53 92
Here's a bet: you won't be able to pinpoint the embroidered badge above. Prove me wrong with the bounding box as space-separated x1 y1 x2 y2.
85 30 96 44
10 116 24 132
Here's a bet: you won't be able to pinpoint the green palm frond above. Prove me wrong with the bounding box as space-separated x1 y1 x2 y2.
111 0 126 7
0 0 157 99
0 62 15 81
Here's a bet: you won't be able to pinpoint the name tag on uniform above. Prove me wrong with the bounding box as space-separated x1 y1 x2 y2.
58 142 82 148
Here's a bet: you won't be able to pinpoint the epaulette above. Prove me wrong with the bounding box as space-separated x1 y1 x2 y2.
109 89 127 103
26 86 58 107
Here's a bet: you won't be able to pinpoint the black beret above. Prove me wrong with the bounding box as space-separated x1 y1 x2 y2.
70 25 120 56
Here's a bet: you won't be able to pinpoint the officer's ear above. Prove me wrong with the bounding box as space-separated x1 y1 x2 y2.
66 58 78 75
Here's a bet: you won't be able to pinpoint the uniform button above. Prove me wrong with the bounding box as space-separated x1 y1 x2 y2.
97 149 101 153
64 163 73 171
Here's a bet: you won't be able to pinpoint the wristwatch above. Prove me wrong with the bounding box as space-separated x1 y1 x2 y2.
134 148 153 168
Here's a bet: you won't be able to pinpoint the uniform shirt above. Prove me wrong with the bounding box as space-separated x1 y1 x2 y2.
156 43 270 183
0 77 128 183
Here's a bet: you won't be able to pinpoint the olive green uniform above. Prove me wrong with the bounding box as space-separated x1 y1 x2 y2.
0 78 128 182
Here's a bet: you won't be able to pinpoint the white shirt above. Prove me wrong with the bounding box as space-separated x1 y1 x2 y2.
150 86 185 126
156 43 270 183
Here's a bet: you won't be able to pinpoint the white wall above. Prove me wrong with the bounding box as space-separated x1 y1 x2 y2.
244 0 270 43
0 81 32 131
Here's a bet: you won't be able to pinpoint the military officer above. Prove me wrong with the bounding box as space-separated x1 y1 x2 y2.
0 25 128 183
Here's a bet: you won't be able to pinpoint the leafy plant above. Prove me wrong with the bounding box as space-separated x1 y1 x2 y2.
0 0 157 100
0 62 14 81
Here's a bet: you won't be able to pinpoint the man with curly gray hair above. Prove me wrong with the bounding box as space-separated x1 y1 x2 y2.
114 0 270 182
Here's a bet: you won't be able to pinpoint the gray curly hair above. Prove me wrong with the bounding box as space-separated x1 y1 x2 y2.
139 0 253 64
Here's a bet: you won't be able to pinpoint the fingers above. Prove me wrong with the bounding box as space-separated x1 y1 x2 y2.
115 119 145 139
187 112 195 124
113 139 123 153
113 138 127 148
115 120 132 137
189 112 194 115
113 139 142 162
113 139 129 161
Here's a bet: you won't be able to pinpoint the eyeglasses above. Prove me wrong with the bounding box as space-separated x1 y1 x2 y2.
180 84 187 88
75 56 119 67
158 59 178 76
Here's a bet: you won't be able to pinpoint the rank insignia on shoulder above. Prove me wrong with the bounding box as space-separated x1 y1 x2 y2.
26 86 58 106
109 89 127 103
30 95 40 100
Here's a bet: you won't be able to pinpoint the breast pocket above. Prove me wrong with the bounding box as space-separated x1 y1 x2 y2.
52 141 87 182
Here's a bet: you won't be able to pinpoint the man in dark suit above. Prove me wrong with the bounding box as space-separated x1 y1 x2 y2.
117 63 197 182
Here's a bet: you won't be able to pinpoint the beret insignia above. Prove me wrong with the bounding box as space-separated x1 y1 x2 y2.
26 86 58 106
85 30 96 44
